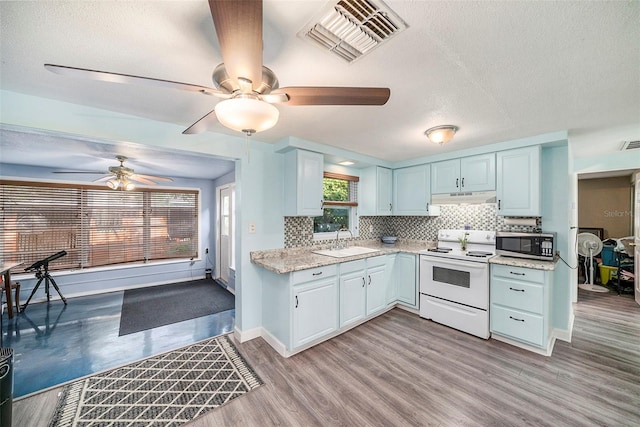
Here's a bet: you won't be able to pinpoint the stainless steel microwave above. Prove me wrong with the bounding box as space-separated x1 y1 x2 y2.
495 231 556 261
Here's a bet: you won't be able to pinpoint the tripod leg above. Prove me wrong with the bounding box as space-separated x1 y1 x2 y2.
21 276 44 311
45 277 51 302
47 274 67 305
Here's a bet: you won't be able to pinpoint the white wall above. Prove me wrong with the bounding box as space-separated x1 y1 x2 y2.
541 145 572 333
0 90 285 337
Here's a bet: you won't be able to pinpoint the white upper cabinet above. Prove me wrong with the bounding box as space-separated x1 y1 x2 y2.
431 153 495 194
496 146 541 216
359 166 393 216
284 149 324 216
393 164 438 216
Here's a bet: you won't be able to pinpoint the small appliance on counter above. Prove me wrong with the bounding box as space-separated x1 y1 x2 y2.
381 236 397 244
495 231 556 261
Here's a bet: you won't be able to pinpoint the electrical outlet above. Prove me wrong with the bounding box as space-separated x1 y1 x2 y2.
249 222 256 233
369 224 373 233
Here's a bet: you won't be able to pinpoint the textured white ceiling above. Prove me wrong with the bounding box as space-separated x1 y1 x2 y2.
0 0 639 167
0 127 235 180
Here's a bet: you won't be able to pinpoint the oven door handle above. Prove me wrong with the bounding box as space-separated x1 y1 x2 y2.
422 257 487 270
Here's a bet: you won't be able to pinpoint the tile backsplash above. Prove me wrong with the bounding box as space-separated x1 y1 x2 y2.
284 204 541 248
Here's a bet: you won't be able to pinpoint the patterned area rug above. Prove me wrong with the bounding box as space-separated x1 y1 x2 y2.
49 335 262 427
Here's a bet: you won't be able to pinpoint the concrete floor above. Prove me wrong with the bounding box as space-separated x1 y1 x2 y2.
2 290 234 398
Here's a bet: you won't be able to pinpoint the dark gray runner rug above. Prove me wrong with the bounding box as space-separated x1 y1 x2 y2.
48 335 262 427
119 279 234 336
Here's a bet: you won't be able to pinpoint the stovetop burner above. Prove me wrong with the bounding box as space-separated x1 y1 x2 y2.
427 247 453 253
466 251 494 257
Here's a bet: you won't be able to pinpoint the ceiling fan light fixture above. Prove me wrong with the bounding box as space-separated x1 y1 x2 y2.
215 97 279 135
425 125 458 144
106 175 136 191
122 179 135 191
106 178 120 190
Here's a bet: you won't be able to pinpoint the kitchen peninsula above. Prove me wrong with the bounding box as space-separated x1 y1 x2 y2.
251 239 433 273
251 239 433 357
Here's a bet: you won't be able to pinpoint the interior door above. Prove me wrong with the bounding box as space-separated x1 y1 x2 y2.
218 185 233 285
634 172 639 306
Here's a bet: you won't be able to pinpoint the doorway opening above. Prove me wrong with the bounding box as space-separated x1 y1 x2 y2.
576 170 637 303
216 183 235 293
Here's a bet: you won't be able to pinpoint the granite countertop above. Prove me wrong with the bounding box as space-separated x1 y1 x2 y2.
489 254 559 271
251 239 436 274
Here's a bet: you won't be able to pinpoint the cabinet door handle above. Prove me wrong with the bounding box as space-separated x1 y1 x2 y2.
509 287 525 292
509 316 525 322
498 199 501 209
426 202 430 211
368 275 372 285
321 200 324 209
389 203 392 211
509 271 525 276
312 272 323 276
362 277 366 287
295 295 299 308
456 178 459 188
461 177 465 188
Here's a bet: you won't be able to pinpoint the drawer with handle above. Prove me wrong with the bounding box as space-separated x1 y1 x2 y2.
292 265 337 284
491 264 545 284
491 276 544 314
491 305 544 347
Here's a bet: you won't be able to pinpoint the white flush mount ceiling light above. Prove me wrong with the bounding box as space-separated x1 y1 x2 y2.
215 96 280 136
425 125 459 144
339 160 355 166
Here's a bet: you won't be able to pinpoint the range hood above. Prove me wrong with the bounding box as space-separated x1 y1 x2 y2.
431 191 497 205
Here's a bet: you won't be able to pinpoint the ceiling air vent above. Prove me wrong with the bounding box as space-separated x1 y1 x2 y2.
298 0 408 63
621 140 640 150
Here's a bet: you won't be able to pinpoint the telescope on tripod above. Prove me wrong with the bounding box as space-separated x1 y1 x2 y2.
21 250 68 311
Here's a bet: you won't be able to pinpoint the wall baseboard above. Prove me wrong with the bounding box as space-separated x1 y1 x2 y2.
234 325 262 343
259 328 288 357
553 312 575 343
491 333 556 357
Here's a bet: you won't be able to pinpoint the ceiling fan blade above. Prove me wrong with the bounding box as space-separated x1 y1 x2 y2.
182 109 218 135
92 175 114 183
208 0 263 89
129 175 158 185
134 174 174 183
44 64 225 96
274 87 391 106
260 93 290 104
53 170 105 174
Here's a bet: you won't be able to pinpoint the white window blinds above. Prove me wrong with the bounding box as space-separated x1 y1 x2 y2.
0 181 198 271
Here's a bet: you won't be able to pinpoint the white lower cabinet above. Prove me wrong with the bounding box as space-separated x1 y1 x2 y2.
490 264 552 351
339 256 388 328
293 277 339 348
339 260 367 328
261 252 419 357
395 253 417 308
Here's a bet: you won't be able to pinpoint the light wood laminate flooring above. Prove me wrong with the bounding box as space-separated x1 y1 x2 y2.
14 289 640 426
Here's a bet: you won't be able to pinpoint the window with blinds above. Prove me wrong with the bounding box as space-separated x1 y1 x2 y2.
0 180 198 271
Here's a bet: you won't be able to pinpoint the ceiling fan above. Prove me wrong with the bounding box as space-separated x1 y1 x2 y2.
44 0 391 136
54 155 173 191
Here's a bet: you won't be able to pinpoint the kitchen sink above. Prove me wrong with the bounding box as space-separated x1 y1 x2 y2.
312 246 381 258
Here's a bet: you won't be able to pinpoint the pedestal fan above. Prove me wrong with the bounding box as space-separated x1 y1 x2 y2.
577 232 609 293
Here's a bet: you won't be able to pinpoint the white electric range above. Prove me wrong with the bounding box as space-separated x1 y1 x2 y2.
419 229 496 339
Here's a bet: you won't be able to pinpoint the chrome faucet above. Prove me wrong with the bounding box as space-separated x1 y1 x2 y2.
334 227 353 249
